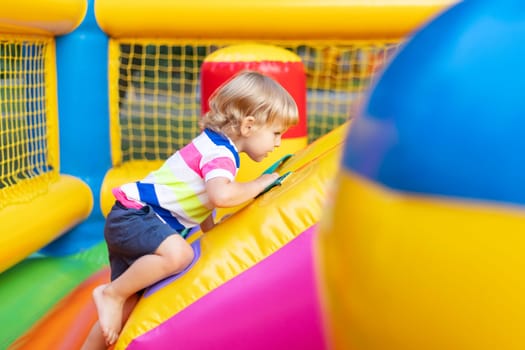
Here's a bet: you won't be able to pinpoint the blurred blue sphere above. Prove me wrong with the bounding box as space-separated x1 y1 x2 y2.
343 0 525 206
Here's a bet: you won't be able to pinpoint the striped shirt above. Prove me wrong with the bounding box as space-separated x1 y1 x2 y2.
117 129 240 231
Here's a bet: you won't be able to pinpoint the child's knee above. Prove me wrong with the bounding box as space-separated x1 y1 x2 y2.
178 241 195 267
162 236 194 272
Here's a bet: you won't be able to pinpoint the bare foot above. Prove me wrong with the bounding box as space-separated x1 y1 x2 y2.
93 284 124 346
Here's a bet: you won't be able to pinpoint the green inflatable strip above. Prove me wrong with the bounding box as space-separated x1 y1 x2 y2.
0 241 108 349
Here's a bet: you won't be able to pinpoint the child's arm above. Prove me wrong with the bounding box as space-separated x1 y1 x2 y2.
205 173 279 208
200 213 215 232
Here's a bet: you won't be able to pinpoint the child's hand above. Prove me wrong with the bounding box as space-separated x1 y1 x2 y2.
258 172 280 188
255 172 292 199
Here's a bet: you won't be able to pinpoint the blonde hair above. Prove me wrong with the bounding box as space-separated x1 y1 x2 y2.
200 70 299 136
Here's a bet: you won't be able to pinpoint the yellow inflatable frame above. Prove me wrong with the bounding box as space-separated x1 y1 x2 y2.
0 0 91 273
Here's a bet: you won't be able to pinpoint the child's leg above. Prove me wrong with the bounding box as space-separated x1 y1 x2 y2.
82 293 140 350
81 322 105 350
94 234 194 345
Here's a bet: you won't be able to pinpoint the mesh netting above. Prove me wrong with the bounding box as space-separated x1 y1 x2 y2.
110 39 401 165
0 36 57 207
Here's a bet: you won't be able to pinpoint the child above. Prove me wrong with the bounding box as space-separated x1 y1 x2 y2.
84 70 299 348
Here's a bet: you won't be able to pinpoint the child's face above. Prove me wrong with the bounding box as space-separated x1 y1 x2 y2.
242 123 285 162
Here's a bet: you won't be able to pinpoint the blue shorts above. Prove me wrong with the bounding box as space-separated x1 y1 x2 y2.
104 201 178 281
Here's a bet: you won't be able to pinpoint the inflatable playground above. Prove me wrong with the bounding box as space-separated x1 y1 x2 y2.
3 0 525 349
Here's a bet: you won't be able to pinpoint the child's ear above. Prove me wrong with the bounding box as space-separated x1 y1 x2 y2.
240 116 256 136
